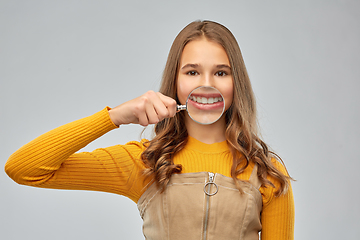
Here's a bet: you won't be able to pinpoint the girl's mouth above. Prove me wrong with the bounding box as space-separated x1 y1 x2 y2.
189 95 223 104
188 93 224 110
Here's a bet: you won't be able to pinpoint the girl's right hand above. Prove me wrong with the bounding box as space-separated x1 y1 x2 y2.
108 90 177 127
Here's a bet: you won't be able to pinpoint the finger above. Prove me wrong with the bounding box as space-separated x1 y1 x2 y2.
156 92 177 118
144 100 160 124
135 109 149 126
132 96 150 126
144 91 170 120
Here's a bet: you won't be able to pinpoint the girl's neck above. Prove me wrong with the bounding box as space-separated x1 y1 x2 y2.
185 115 227 144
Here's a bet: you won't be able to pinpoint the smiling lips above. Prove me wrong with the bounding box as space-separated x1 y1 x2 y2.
188 93 224 110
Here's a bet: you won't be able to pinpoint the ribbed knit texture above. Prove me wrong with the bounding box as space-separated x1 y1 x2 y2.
5 107 294 240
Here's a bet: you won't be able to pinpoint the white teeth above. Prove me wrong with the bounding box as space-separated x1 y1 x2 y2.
191 96 223 104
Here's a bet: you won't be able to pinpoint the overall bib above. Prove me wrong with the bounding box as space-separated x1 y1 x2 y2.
137 165 262 240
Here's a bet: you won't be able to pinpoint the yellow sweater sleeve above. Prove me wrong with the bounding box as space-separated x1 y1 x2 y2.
4 107 148 202
260 160 295 240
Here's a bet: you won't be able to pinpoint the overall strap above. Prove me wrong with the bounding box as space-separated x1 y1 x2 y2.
249 164 261 189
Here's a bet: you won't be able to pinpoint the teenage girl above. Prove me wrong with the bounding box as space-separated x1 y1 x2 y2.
5 20 294 240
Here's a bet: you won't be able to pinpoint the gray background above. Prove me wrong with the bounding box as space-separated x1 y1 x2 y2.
1 0 359 239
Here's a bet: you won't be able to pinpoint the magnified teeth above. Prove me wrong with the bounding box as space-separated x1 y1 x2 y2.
191 96 223 104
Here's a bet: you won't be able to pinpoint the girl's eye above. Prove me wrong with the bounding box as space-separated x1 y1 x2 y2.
215 71 227 77
186 70 198 76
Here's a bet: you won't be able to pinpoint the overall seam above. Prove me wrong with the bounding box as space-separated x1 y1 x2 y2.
139 188 161 218
238 198 250 240
200 175 207 240
164 188 169 240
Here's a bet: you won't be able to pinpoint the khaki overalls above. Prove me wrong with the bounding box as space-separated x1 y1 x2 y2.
137 165 262 240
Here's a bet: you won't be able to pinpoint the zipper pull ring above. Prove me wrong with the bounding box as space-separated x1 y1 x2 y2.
204 172 218 196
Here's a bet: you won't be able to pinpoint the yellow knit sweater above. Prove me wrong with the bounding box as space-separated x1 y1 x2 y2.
5 107 294 239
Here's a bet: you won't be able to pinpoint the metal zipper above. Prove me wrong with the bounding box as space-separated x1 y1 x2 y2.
203 172 218 240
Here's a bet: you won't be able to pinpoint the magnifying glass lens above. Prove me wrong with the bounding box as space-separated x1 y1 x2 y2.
177 86 225 125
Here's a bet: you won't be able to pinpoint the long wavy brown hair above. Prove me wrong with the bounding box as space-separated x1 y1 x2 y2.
141 20 292 196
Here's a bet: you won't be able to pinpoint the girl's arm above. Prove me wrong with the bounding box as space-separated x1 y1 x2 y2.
5 108 146 202
5 91 177 202
260 161 295 240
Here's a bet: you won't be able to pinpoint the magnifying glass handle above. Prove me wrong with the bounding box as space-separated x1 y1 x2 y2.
177 105 186 112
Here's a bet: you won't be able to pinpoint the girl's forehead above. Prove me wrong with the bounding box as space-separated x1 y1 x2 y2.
180 39 230 66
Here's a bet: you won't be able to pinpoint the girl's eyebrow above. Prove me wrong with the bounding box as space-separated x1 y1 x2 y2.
181 63 199 69
215 64 231 70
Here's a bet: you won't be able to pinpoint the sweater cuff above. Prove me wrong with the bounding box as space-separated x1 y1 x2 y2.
103 106 120 129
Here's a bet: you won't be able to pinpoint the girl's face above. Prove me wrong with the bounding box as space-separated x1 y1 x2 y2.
176 38 234 117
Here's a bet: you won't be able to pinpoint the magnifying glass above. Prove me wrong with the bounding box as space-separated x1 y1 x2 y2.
177 86 225 125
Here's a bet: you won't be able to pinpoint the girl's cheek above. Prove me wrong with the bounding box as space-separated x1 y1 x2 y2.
222 83 234 110
176 80 191 104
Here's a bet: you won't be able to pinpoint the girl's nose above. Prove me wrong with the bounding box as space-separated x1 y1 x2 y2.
201 73 214 87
